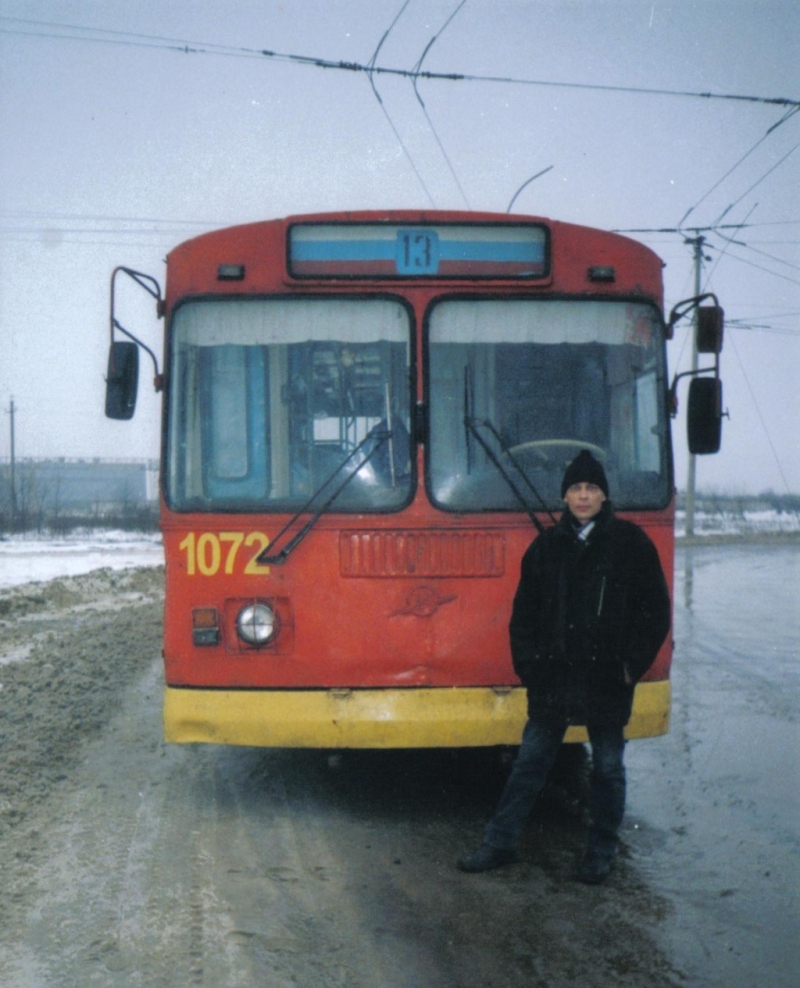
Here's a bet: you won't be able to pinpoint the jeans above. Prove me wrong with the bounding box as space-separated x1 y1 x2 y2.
484 715 626 857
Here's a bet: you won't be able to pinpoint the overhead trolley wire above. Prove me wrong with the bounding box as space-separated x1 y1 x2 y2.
410 0 472 209
712 248 800 287
713 234 800 274
712 138 800 224
2 16 799 110
726 319 799 336
616 220 800 234
618 216 800 291
677 107 800 228
699 206 758 293
728 331 794 494
365 0 437 208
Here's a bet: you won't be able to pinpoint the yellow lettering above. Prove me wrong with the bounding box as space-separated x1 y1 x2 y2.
178 532 196 575
220 531 244 574
244 532 271 574
178 531 271 576
196 533 221 576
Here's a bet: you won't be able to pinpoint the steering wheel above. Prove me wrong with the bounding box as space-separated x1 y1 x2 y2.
506 439 607 465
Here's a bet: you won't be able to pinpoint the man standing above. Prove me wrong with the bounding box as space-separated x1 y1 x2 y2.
457 450 671 883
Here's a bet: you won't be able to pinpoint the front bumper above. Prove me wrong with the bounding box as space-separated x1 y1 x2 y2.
163 680 670 748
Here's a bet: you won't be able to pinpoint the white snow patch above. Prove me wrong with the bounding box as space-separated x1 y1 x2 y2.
676 510 800 538
0 530 163 588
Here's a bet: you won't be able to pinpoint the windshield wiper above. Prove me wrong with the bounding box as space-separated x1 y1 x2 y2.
257 429 391 564
462 369 555 533
463 417 555 534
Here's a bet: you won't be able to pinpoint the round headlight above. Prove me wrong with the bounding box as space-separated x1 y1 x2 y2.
236 602 278 646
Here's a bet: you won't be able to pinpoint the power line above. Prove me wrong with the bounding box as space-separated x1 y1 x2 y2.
677 107 799 228
766 104 800 135
0 229 178 237
612 222 782 234
411 0 472 209
2 210 793 237
367 2 409 81
365 1 437 208
615 222 800 287
2 16 799 109
728 330 793 494
694 207 756 291
713 138 800 224
727 322 799 336
0 208 217 227
714 235 800 274
711 248 800 287
0 224 207 236
616 223 800 351
734 220 800 227
0 235 176 248
685 204 800 288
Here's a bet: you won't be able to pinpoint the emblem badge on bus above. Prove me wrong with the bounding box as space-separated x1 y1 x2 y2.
392 585 457 618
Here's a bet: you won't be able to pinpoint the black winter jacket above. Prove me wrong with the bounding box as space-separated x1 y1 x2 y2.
509 503 671 727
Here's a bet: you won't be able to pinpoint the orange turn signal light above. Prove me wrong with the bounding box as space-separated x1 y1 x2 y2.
192 607 220 646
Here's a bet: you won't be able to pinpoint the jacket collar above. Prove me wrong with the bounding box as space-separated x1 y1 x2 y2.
558 500 614 539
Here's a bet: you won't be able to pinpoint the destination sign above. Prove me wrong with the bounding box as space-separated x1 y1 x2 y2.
288 223 549 279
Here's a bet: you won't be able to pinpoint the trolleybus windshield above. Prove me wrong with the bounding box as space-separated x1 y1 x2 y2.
166 297 413 512
427 299 670 511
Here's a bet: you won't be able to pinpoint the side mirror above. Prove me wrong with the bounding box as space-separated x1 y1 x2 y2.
696 306 724 354
105 341 139 420
687 377 722 454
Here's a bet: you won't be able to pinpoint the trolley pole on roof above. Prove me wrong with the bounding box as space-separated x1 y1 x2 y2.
684 236 705 537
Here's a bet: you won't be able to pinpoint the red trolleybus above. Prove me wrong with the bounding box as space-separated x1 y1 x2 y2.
105 210 724 748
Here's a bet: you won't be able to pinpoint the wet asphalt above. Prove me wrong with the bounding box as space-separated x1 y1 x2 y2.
623 541 799 988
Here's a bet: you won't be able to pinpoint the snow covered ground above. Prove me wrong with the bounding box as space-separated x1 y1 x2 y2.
0 511 797 589
0 530 164 589
675 508 800 538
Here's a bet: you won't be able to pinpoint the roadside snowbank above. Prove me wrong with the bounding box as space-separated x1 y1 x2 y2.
675 509 800 538
0 531 163 588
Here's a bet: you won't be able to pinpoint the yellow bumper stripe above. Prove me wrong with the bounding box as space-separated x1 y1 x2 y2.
164 680 670 748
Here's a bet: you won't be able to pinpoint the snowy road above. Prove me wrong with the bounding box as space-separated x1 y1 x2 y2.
0 539 797 987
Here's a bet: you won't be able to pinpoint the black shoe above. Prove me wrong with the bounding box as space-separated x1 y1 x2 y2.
575 852 614 885
457 844 518 873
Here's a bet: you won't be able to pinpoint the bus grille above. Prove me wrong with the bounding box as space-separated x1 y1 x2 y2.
340 531 505 578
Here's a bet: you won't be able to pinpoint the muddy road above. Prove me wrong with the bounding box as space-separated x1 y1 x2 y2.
0 542 797 987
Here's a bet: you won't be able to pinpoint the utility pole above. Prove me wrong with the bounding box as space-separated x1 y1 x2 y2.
684 237 705 537
6 397 18 530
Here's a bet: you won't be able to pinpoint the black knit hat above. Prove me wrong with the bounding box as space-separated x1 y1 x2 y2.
561 450 609 498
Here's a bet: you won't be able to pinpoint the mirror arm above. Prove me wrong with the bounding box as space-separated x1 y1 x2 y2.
112 319 163 391
109 266 164 391
669 365 718 417
666 292 720 333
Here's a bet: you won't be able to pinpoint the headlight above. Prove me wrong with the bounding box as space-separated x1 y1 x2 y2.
236 602 278 646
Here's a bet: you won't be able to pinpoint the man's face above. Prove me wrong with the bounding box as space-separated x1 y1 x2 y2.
563 482 606 523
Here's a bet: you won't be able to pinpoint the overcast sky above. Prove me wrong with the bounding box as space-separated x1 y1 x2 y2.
1 0 798 494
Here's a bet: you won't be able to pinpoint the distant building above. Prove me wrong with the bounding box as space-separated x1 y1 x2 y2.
0 457 158 525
